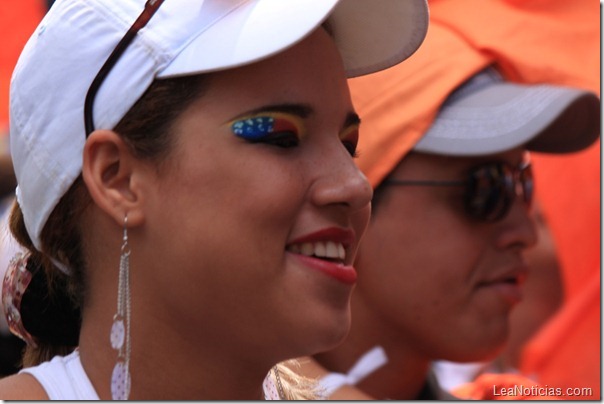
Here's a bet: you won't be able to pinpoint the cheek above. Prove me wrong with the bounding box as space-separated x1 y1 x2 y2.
151 147 292 238
399 194 487 275
175 168 305 249
145 161 309 315
364 200 486 304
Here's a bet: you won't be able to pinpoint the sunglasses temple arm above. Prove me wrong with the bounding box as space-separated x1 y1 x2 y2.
384 180 466 187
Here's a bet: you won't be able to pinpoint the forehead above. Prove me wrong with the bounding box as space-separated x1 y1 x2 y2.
198 28 352 116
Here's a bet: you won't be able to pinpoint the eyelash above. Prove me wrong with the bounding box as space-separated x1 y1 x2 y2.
342 140 359 158
231 114 303 150
250 133 358 159
249 131 300 148
231 114 358 157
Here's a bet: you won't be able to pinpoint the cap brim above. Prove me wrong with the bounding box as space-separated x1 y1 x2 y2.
158 0 429 79
414 81 601 156
328 0 429 77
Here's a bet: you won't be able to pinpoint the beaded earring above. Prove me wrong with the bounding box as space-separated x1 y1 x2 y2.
110 215 132 400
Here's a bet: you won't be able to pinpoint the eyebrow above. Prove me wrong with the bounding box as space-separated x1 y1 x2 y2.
229 103 313 122
228 103 361 130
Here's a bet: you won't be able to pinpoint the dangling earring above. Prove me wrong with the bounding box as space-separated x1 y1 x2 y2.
110 214 132 400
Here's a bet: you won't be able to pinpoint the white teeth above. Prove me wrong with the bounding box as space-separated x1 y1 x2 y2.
288 241 346 261
315 242 327 257
301 243 314 256
325 241 338 258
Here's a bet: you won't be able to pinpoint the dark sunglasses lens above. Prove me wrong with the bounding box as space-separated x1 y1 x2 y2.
465 164 513 222
520 163 534 207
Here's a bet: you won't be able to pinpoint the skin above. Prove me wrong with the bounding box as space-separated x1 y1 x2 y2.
314 148 538 399
433 202 564 380
0 28 372 399
498 202 563 370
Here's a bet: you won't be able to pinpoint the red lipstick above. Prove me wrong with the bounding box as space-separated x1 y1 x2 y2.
287 227 357 284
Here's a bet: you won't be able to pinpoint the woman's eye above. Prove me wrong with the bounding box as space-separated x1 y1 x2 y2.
230 113 304 149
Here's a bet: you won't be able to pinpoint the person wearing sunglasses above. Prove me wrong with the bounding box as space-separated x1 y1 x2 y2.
0 0 430 400
303 65 600 400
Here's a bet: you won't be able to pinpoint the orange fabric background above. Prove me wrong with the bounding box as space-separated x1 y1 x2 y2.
350 0 600 399
0 0 45 132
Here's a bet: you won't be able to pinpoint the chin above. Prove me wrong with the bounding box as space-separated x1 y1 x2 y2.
450 334 509 363
456 343 506 363
302 310 352 356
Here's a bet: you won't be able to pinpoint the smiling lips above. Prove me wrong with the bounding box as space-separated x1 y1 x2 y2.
479 266 529 305
286 228 357 284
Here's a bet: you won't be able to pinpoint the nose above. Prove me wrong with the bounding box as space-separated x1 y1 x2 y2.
495 197 539 250
311 152 373 213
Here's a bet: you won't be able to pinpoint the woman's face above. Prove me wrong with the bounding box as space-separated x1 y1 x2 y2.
354 150 537 361
136 29 372 362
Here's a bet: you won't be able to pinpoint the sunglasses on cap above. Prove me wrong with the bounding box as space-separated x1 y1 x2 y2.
84 0 164 136
383 158 533 222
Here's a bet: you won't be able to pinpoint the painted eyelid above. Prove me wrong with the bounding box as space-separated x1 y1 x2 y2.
339 124 360 154
229 112 306 141
339 123 359 141
338 124 359 145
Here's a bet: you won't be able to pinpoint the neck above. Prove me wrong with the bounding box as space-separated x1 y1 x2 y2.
77 233 281 400
78 289 274 400
313 293 433 399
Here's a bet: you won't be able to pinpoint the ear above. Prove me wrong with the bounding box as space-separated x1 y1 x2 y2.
82 130 146 227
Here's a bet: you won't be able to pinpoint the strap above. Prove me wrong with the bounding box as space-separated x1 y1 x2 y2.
318 346 388 397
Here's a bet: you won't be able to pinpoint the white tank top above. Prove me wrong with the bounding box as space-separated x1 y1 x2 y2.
20 350 99 400
21 349 282 399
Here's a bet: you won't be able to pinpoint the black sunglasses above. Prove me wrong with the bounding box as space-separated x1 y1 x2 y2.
383 159 533 222
84 0 164 137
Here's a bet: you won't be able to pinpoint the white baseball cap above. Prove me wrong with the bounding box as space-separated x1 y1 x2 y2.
414 67 601 156
10 0 429 251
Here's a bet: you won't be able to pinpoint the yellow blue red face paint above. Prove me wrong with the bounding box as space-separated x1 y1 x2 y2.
230 112 305 141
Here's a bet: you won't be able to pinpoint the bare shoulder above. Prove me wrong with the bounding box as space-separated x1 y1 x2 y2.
0 372 49 400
